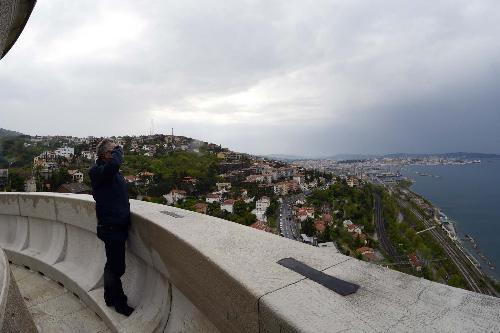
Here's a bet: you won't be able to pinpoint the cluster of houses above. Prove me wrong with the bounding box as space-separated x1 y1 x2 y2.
295 206 315 222
13 135 326 240
31 147 86 183
162 179 274 223
127 135 218 157
342 220 380 262
33 148 74 178
342 220 367 242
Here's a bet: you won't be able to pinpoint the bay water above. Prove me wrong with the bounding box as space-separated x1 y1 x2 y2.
401 158 500 281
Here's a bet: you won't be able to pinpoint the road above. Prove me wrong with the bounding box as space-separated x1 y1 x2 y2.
278 195 300 240
398 199 498 297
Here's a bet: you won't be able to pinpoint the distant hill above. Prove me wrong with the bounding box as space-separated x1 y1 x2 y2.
384 152 500 159
264 153 381 161
265 151 500 162
0 128 24 165
263 154 308 161
0 128 23 137
326 153 381 161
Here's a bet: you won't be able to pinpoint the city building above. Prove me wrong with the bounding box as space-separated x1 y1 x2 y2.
221 199 235 213
273 180 300 195
356 247 375 261
67 170 83 183
81 150 96 161
206 193 222 204
216 182 231 192
255 196 270 211
55 147 74 159
163 189 187 205
250 220 273 233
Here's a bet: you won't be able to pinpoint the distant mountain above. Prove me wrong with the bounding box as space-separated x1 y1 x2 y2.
264 153 383 161
0 129 24 165
0 128 23 137
262 154 309 161
325 153 381 161
265 151 500 162
384 152 500 159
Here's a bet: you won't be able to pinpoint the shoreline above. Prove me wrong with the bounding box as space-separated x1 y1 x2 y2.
404 185 498 283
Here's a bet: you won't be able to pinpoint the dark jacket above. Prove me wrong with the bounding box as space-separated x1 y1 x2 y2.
89 146 130 241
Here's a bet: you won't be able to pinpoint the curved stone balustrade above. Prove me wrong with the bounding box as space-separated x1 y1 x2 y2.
1 192 500 332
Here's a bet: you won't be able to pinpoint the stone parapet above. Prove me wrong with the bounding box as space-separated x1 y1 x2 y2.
0 192 499 332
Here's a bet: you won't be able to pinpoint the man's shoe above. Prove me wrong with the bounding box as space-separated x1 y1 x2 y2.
115 303 134 317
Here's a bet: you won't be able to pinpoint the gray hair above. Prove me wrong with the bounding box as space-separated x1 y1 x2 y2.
96 138 115 159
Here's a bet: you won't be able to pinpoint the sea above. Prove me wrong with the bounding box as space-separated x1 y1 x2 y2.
401 158 500 281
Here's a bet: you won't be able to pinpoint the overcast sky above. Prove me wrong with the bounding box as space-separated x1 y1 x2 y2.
1 0 499 156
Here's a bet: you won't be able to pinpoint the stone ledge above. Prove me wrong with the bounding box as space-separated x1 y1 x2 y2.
1 193 500 332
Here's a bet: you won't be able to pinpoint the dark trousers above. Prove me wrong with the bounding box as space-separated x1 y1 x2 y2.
103 239 127 305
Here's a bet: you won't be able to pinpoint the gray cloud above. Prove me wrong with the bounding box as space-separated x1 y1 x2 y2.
1 0 499 156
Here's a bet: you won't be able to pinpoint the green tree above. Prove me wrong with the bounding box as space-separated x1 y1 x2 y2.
301 217 315 237
49 168 72 190
448 274 466 288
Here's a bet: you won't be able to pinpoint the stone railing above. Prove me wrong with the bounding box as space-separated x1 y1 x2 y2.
0 192 499 332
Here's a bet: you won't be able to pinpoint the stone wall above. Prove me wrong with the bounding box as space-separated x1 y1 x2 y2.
0 192 500 332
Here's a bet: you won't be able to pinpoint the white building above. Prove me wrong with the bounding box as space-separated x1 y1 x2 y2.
221 199 235 214
293 174 305 185
251 209 267 222
216 182 232 192
81 151 96 161
55 147 74 159
68 170 84 183
256 196 270 212
343 220 353 228
206 193 222 204
163 189 187 205
34 151 57 165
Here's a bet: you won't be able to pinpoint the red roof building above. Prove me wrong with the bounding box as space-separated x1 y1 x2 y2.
356 247 375 261
250 220 273 233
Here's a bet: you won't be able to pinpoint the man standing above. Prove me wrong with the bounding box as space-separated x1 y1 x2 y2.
89 139 134 316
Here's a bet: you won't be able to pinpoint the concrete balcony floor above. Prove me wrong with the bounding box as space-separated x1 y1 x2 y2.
11 264 109 333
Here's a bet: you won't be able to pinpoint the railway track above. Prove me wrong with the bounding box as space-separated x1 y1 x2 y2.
398 200 497 297
374 194 399 260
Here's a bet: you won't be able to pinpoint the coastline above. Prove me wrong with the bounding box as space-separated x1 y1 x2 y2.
404 185 498 283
